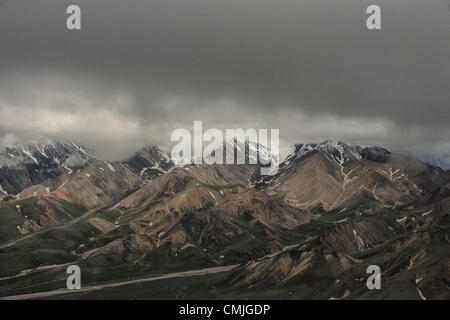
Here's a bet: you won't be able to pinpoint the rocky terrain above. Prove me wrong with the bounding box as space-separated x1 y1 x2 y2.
0 139 448 300
0 140 93 195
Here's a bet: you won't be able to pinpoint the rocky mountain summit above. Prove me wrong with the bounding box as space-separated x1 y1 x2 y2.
0 140 94 194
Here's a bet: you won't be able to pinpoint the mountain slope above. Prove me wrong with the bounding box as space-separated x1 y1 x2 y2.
255 141 445 212
12 145 174 209
221 196 450 300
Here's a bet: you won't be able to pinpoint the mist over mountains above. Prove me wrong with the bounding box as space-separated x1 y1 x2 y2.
1 138 448 197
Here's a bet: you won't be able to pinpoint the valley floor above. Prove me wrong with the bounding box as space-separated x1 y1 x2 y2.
0 264 238 300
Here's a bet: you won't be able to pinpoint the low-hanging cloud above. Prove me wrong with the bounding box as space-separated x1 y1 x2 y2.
0 0 449 159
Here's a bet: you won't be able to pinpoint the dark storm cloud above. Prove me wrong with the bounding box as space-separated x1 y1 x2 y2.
0 0 449 158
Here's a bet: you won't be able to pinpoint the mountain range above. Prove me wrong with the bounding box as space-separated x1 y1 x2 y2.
0 139 448 300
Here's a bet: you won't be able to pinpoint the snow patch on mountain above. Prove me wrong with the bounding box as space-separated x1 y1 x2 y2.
21 148 39 165
57 179 70 190
0 183 7 195
105 161 116 173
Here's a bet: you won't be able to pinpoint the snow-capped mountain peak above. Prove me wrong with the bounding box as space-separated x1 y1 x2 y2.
0 140 95 194
124 145 175 180
0 140 93 169
176 137 277 167
284 140 363 167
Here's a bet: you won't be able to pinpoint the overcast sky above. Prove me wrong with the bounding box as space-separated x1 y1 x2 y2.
0 0 449 159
